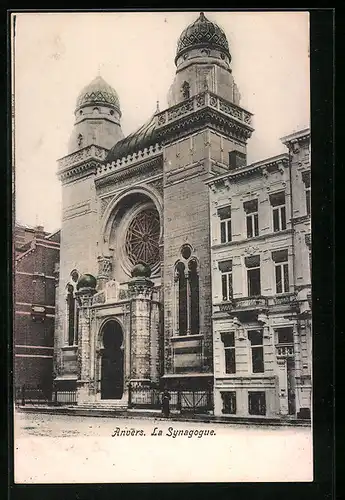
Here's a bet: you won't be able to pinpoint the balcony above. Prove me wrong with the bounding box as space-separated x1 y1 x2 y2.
219 296 268 314
276 344 294 358
218 294 299 316
155 91 253 129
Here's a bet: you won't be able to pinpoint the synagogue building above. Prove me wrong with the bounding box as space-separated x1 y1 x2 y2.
54 12 311 419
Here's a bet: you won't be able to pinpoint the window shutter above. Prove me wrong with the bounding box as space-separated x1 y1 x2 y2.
217 206 231 220
218 260 232 272
272 249 288 263
245 255 260 268
269 191 285 206
243 199 258 213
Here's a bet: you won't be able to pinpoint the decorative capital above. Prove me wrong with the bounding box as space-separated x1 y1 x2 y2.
75 287 97 307
128 277 154 298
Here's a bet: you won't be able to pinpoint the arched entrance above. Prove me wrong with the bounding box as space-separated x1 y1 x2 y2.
100 321 124 400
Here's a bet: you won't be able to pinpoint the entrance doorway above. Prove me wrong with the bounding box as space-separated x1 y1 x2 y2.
100 321 124 400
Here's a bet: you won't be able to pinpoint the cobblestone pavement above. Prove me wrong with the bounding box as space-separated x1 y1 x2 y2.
13 410 313 483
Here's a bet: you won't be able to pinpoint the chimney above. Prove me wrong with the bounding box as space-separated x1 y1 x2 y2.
229 150 247 170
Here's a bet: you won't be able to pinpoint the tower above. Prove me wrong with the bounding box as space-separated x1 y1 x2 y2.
155 12 254 392
55 76 124 389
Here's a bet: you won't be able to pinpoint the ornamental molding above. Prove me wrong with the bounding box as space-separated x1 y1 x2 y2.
57 145 108 183
58 160 99 184
156 108 253 146
95 155 163 188
207 154 289 188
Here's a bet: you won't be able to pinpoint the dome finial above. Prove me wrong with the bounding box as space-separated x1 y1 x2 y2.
156 100 160 113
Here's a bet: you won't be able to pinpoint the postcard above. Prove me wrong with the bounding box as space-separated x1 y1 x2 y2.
12 10 312 483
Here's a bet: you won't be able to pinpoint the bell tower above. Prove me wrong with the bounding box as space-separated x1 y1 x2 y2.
55 76 124 386
155 12 254 392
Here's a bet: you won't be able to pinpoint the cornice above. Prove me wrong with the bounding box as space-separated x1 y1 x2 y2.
57 145 108 184
207 154 289 189
95 155 163 188
155 91 253 145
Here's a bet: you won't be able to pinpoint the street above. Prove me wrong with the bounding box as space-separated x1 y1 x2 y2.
14 410 313 483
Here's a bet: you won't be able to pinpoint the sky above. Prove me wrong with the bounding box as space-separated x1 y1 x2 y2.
13 11 310 233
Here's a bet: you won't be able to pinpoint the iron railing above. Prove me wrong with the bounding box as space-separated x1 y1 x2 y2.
128 384 213 414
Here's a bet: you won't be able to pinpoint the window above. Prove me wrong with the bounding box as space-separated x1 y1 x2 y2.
272 250 289 294
305 186 311 216
248 391 266 415
217 206 232 243
270 191 286 232
175 256 200 336
176 262 187 335
245 256 261 297
248 329 264 373
302 171 311 216
221 392 237 414
221 332 236 374
188 260 200 335
219 260 233 301
276 327 293 344
66 283 78 345
244 199 259 238
181 81 190 100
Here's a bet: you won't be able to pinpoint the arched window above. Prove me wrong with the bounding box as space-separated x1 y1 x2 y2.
189 259 200 335
66 283 78 345
175 262 187 335
174 251 200 336
181 81 190 100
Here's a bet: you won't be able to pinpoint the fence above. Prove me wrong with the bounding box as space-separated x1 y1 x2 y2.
15 385 52 406
128 384 213 414
15 385 77 406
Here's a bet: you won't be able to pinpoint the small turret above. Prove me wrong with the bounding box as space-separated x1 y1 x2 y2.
68 75 124 154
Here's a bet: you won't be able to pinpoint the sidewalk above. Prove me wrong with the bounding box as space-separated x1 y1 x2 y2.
15 404 311 427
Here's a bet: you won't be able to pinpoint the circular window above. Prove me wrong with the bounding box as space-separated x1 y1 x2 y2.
181 244 192 260
125 208 160 267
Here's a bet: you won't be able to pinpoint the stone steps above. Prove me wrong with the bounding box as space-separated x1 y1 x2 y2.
77 401 128 411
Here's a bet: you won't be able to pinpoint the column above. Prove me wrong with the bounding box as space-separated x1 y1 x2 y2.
75 285 96 404
277 358 289 415
128 275 154 388
97 255 112 290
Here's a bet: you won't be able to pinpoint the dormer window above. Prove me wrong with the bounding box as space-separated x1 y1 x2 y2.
181 81 190 100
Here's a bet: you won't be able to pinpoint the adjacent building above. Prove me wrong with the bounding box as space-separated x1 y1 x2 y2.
208 129 311 419
14 224 60 400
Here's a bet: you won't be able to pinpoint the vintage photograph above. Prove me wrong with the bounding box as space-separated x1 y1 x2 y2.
12 10 312 483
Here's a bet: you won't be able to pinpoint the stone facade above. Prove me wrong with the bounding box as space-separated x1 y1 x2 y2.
208 130 311 419
53 13 311 419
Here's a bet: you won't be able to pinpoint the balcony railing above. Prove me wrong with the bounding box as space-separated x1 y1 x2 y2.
219 294 298 313
267 293 298 307
219 296 268 313
276 344 294 358
155 91 253 129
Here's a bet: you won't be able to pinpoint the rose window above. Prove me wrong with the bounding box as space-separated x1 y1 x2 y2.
125 208 160 267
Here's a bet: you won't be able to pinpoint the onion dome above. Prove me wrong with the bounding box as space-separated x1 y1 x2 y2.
76 273 97 290
175 12 231 64
106 111 158 163
76 76 121 113
131 262 152 279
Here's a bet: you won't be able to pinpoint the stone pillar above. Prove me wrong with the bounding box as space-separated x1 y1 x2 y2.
128 273 154 388
97 255 112 290
277 358 289 415
150 288 161 384
75 285 96 404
